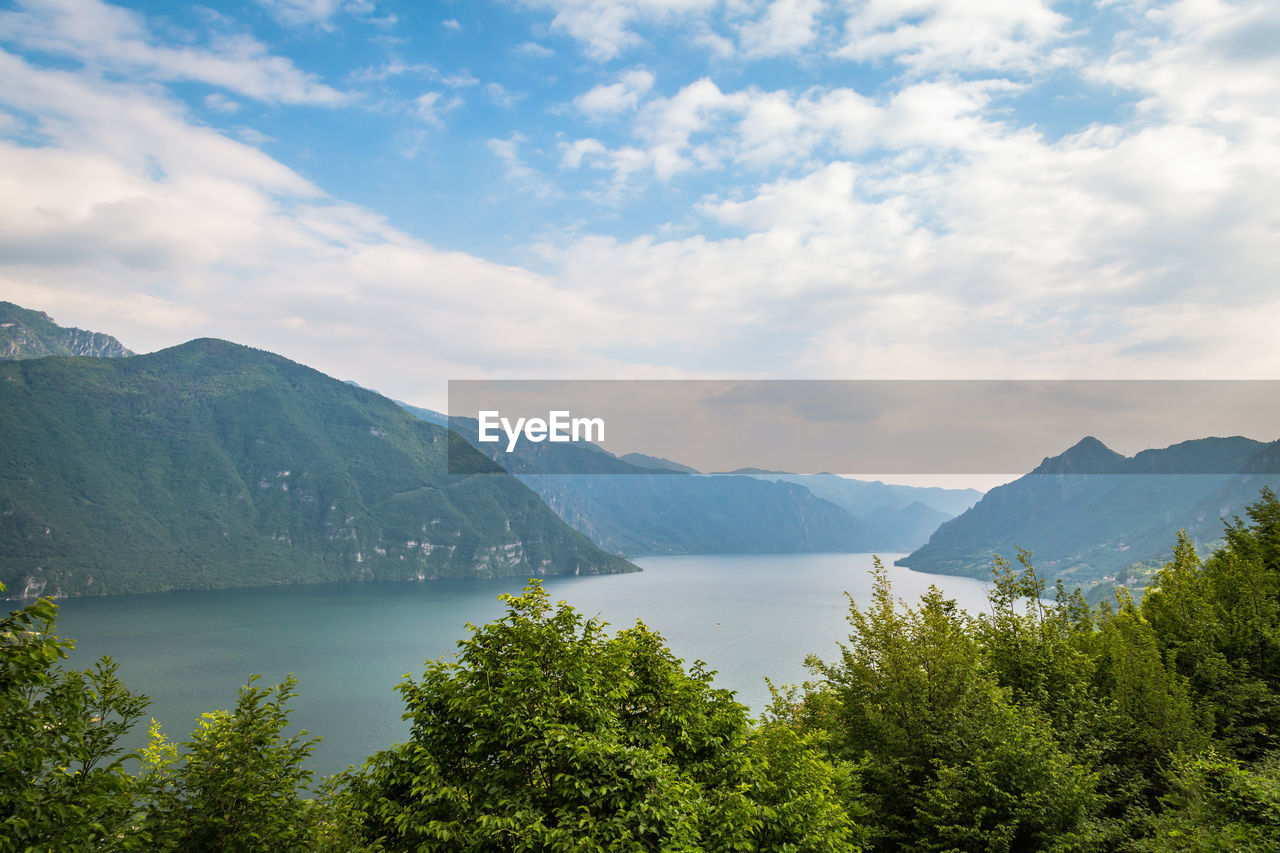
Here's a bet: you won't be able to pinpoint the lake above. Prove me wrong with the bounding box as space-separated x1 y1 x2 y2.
54 553 994 779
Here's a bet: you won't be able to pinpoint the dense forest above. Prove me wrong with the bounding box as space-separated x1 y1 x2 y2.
5 489 1280 851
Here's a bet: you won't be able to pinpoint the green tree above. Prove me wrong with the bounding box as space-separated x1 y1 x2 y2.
793 560 1098 852
0 585 149 852
137 674 336 852
348 579 857 852
1087 587 1210 826
1144 490 1280 759
1137 750 1280 852
975 551 1100 755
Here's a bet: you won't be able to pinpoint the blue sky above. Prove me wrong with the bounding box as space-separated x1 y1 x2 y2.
1 0 1277 411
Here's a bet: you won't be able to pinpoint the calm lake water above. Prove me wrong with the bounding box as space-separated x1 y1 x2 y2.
54 554 993 779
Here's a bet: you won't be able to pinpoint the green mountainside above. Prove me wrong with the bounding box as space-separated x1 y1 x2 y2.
0 301 134 360
899 435 1280 584
0 339 633 598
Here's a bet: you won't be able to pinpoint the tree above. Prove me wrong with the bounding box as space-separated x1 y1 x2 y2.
1087 587 1210 823
793 560 1098 852
0 585 149 852
1144 490 1280 759
975 551 1099 750
348 579 857 852
137 674 336 852
1137 750 1280 852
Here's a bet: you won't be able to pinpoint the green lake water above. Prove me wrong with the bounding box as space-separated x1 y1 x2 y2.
53 553 993 779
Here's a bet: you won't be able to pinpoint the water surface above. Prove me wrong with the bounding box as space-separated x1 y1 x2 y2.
55 554 993 778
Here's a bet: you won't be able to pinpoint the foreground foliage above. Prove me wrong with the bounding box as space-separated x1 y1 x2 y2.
0 590 146 851
347 581 857 851
3 488 1280 851
769 488 1280 852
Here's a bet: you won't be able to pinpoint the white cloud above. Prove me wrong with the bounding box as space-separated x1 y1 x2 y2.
1091 0 1280 135
256 0 388 29
236 127 275 146
442 18 461 31
0 51 314 193
535 114 1280 379
486 82 522 108
518 0 719 60
0 0 348 105
737 0 825 58
574 69 655 116
440 70 480 88
513 41 555 58
348 60 436 83
2 0 1278 393
0 52 637 400
487 133 556 198
256 0 342 28
836 0 1072 74
530 1 1280 380
561 137 607 168
565 76 1017 187
204 92 240 113
692 27 736 58
414 91 461 127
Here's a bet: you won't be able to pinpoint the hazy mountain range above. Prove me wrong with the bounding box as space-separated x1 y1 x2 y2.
5 301 1273 599
425 412 980 556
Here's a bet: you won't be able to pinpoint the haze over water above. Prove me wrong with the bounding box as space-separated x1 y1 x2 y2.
56 554 993 778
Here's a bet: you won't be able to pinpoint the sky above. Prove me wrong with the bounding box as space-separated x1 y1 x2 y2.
1 0 1278 414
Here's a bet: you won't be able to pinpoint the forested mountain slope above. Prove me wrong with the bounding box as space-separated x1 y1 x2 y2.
900 435 1280 583
0 339 633 598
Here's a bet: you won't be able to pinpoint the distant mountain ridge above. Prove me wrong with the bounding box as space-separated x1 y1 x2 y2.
413 408 977 556
0 338 633 598
899 435 1280 584
738 472 980 550
0 301 134 360
520 472 875 555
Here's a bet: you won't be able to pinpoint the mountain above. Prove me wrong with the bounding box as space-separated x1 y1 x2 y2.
426 412 974 555
423 413 875 554
898 436 1280 584
0 301 134 360
738 472 980 551
0 340 633 598
860 502 956 552
618 453 702 475
520 472 874 555
395 400 447 427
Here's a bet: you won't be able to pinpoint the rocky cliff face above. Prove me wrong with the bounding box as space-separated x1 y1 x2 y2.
0 302 134 360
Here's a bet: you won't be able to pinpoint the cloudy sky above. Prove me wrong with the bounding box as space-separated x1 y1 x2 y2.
1 0 1277 408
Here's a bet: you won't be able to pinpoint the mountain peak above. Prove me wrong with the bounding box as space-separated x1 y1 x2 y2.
0 301 134 360
1031 435 1128 475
